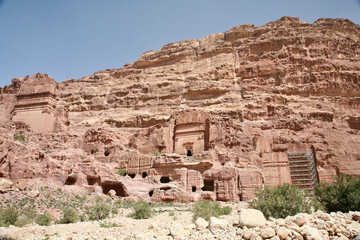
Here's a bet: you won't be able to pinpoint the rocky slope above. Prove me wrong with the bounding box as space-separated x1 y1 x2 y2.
0 16 359 202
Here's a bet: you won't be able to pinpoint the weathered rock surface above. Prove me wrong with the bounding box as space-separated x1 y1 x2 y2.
0 16 359 202
239 209 267 228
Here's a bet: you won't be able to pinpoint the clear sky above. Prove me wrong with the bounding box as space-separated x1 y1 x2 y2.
0 0 359 87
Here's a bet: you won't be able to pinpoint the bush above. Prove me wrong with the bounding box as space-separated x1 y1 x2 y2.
192 200 232 222
249 183 323 219
315 174 360 213
14 133 26 144
128 201 153 219
0 207 19 227
36 213 52 226
14 214 33 227
86 202 111 221
116 169 126 176
60 207 79 224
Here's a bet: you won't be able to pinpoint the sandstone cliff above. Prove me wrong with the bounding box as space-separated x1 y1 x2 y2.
0 16 359 202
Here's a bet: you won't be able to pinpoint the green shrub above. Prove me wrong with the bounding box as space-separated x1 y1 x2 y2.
0 207 19 226
14 214 33 227
128 201 153 219
192 200 232 222
100 221 120 228
21 206 37 219
116 169 126 176
249 183 323 219
86 202 111 221
60 207 78 224
315 174 360 213
14 133 26 144
36 213 52 226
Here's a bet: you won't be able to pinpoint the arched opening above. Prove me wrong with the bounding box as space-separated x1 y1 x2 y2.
142 172 148 178
101 182 127 197
104 150 110 157
160 176 170 183
149 190 153 197
64 174 78 185
192 186 196 192
91 150 94 154
201 179 214 191
129 173 136 179
187 150 192 156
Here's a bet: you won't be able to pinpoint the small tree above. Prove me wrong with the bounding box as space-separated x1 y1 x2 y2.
128 201 153 219
116 169 126 176
249 183 323 219
315 174 360 213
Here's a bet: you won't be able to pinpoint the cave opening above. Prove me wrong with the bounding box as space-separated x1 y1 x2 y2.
101 182 126 197
64 175 77 185
104 150 110 157
91 150 94 154
142 172 148 178
187 150 192 156
149 190 154 197
129 173 136 179
160 187 171 191
87 176 100 186
160 176 171 183
192 186 196 192
201 179 214 191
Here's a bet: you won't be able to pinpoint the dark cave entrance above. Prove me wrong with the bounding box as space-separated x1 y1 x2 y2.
149 190 154 197
201 179 214 191
187 150 192 156
192 186 196 192
87 176 100 186
104 150 110 157
160 176 171 183
129 173 136 179
142 172 148 178
64 174 77 185
101 182 127 197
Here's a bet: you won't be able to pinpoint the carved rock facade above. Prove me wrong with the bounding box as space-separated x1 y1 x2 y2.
0 16 359 202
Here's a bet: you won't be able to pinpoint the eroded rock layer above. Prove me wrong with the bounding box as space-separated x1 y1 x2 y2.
0 16 359 202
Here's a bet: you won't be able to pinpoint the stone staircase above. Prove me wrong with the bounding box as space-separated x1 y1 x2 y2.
287 149 319 191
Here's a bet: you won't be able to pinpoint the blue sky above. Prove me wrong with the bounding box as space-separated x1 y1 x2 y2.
0 0 359 87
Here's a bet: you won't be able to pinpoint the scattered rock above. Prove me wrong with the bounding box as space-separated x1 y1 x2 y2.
27 190 40 198
300 225 323 240
260 227 276 239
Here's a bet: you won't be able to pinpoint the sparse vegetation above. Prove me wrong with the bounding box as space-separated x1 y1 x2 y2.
100 221 121 228
86 201 111 221
192 200 232 221
128 201 153 219
14 133 26 144
0 207 19 227
36 212 52 226
116 168 126 176
249 183 323 219
154 150 165 156
60 207 79 224
315 174 360 213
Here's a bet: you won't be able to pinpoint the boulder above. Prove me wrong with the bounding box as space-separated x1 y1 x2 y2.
194 217 208 229
169 223 184 237
300 225 322 240
0 178 13 193
239 209 267 228
209 217 226 231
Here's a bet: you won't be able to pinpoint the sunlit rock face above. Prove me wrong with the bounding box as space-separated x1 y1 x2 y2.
0 16 359 202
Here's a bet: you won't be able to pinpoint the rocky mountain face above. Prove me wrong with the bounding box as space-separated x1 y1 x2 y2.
0 16 359 202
